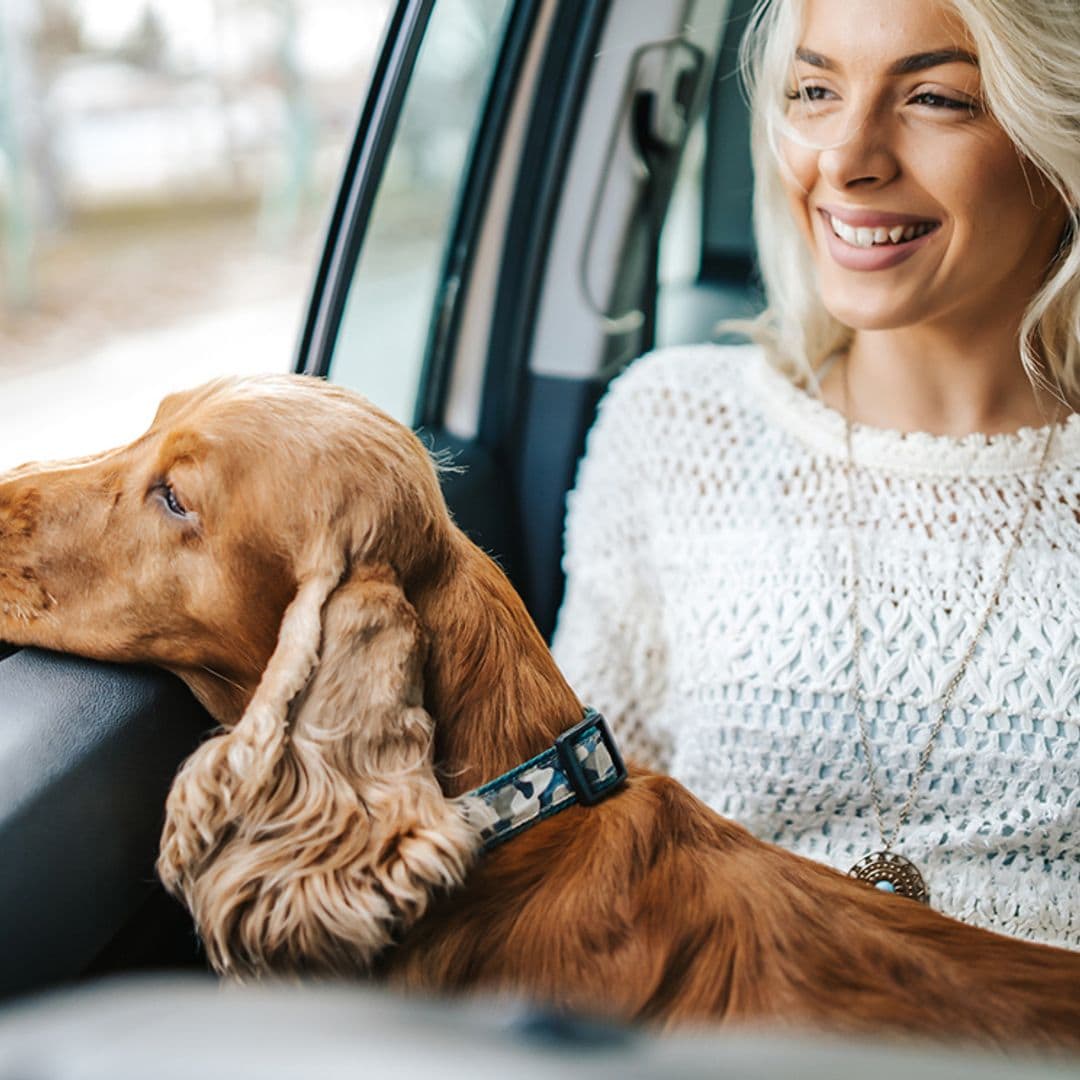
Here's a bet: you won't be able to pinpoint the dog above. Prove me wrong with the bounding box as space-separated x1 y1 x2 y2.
0 375 1078 1049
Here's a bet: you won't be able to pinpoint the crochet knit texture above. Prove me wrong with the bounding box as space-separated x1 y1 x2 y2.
552 344 1080 950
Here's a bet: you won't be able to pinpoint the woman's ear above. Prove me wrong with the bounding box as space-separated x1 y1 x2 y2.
157 561 480 977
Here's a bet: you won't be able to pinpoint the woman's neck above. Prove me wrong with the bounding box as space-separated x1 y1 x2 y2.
816 326 1072 437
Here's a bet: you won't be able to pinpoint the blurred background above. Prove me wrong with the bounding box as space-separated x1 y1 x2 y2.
0 0 392 468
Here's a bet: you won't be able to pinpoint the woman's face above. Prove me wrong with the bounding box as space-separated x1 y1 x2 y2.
779 0 1068 337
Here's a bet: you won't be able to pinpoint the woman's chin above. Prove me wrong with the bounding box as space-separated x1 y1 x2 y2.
819 293 927 335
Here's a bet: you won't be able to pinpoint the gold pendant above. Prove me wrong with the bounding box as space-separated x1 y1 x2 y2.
849 850 929 904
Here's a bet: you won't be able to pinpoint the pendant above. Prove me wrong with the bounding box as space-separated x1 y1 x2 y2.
849 850 930 905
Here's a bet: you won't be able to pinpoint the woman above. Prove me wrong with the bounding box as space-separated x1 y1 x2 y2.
552 0 1079 950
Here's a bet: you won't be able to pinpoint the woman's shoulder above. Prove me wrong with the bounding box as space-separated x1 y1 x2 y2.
598 342 767 427
575 343 776 490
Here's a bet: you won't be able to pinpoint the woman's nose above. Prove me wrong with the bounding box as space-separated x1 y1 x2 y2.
816 108 900 190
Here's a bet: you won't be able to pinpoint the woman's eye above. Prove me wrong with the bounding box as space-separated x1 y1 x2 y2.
910 91 974 112
786 84 832 103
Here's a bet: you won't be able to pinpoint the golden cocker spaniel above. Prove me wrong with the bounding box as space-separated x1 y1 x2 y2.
0 375 1077 1049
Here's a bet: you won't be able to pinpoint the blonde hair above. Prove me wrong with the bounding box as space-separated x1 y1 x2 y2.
738 0 1080 404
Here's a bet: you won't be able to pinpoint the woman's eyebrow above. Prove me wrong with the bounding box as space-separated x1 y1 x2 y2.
794 47 979 75
889 48 979 74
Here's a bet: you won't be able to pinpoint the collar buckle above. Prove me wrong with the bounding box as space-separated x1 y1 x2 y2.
554 709 628 806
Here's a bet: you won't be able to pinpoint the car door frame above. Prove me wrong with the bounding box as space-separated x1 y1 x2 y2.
296 0 722 639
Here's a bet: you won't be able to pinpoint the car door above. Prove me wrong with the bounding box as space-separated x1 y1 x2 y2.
0 0 747 999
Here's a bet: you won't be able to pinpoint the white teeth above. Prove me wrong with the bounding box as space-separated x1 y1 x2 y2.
837 220 859 245
828 214 934 247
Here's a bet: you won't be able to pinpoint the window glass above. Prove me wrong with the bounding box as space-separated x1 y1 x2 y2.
0 0 389 472
327 0 511 424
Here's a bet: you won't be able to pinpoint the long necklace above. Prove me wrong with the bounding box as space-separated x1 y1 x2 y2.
840 354 1060 904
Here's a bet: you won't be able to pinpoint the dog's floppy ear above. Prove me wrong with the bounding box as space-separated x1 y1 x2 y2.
157 559 479 976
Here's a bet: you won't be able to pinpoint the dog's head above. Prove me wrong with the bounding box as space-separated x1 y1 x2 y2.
0 377 450 701
0 375 480 975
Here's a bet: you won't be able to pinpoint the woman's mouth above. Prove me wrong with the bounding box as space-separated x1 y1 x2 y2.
817 209 941 271
826 212 938 248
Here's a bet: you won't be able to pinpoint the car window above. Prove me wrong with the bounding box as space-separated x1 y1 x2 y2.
325 0 512 424
0 1 389 473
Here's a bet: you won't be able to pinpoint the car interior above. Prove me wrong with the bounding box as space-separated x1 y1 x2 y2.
5 6 1079 1075
0 0 909 1034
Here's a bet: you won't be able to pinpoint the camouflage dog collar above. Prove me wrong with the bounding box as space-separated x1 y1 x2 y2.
464 709 628 852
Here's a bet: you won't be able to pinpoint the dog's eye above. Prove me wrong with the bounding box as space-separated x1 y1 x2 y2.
159 483 188 518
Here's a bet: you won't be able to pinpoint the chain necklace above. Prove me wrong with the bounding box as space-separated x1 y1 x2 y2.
840 353 1060 904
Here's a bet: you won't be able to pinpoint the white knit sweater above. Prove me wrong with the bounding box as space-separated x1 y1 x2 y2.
552 344 1080 950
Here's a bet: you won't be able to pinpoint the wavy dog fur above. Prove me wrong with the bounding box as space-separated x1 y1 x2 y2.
0 375 1078 1047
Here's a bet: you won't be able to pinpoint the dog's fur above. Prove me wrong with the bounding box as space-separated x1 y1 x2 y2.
1 375 1078 1047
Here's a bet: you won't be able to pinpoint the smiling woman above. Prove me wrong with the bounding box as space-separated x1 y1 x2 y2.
743 0 1080 432
552 0 1080 950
